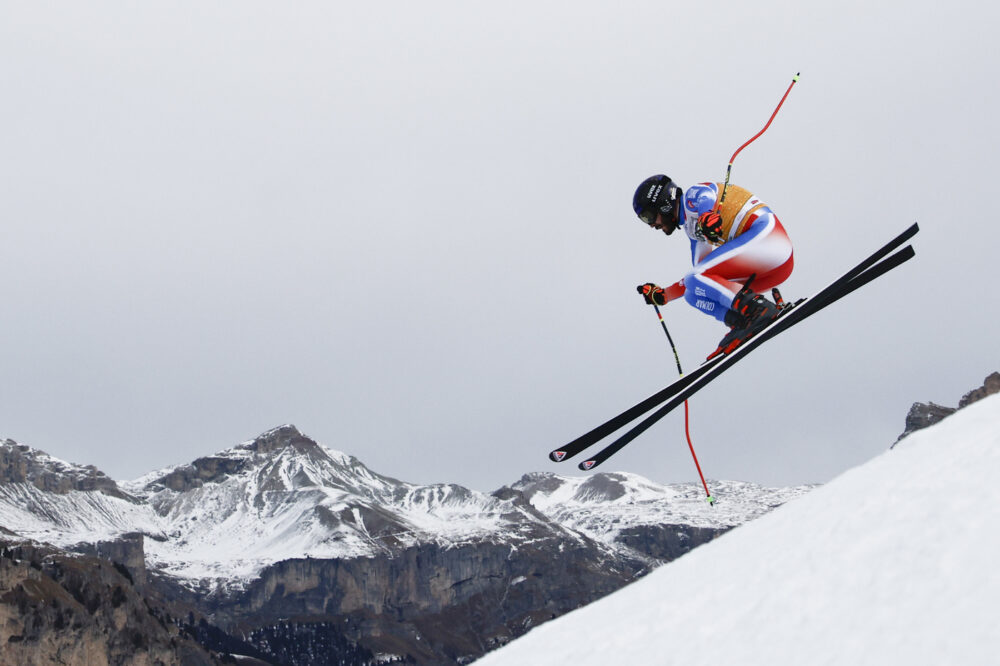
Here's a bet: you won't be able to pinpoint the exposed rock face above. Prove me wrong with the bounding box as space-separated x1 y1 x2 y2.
0 440 134 501
895 372 1000 445
959 371 1000 408
0 540 219 666
207 539 642 663
615 524 726 561
896 402 957 443
69 532 148 588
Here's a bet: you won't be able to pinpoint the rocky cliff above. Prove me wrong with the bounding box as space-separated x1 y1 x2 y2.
0 540 220 665
894 372 1000 445
0 440 135 501
69 533 149 588
204 538 642 663
958 371 1000 408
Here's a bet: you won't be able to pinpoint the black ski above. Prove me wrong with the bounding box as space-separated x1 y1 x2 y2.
548 223 919 466
576 239 915 470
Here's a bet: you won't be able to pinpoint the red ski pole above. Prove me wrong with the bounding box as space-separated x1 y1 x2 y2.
676 73 799 503
716 72 800 209
652 304 715 506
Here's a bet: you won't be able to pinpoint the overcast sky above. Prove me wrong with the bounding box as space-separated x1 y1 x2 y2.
1 1 996 492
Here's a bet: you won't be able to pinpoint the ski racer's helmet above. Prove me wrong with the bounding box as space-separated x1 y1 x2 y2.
632 174 682 232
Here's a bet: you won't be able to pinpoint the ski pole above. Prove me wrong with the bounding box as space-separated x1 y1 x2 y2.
653 303 683 376
651 304 715 506
716 72 800 208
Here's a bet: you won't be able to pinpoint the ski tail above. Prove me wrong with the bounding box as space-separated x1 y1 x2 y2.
548 358 721 462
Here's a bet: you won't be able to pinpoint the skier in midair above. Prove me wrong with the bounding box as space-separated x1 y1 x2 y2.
632 174 794 359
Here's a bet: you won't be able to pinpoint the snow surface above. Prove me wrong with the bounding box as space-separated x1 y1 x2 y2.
477 394 1000 665
0 483 161 543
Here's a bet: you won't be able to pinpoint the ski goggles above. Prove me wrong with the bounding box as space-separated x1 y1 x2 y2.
637 203 660 225
638 194 677 226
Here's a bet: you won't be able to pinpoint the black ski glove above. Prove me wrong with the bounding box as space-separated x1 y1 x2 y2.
637 283 667 306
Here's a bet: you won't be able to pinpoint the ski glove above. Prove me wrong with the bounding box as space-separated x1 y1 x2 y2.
638 281 686 306
697 210 725 243
637 283 667 306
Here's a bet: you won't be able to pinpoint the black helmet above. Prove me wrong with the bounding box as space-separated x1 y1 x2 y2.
632 175 682 231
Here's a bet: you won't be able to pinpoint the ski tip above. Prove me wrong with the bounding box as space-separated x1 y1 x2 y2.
579 460 597 471
549 450 568 463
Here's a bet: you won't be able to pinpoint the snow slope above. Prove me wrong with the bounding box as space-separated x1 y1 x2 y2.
0 482 162 543
478 394 1000 665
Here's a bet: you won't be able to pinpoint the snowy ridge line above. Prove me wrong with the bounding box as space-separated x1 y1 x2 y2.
512 472 814 537
1 425 810 590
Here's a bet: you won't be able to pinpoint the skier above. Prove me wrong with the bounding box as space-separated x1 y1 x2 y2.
632 174 794 359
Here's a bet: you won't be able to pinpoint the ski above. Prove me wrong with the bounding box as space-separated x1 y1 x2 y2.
576 239 916 470
548 223 919 466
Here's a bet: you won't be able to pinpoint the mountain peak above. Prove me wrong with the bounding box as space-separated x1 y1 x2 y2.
141 425 335 493
238 424 319 457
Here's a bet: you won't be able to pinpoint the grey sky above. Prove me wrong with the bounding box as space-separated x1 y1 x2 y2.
1 1 995 492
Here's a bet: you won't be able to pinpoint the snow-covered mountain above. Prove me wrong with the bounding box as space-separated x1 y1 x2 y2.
122 425 592 585
0 424 814 663
0 439 159 542
1 425 810 590
478 393 1000 665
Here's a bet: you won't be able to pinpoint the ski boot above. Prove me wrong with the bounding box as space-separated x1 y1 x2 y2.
706 285 781 361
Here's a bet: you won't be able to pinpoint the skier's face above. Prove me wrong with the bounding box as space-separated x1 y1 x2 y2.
650 208 677 236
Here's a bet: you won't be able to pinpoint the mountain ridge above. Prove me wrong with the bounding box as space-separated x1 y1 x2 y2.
1 424 810 588
0 423 811 663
